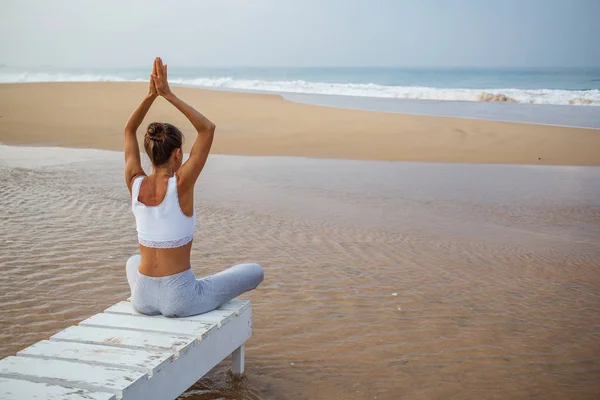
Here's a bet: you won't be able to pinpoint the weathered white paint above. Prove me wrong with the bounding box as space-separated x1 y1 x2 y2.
18 340 174 376
0 299 252 400
121 306 253 400
218 299 251 315
81 312 215 339
232 344 245 375
51 325 197 357
0 377 116 400
105 301 237 328
0 356 147 398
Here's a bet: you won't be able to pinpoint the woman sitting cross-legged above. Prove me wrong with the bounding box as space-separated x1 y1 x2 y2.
123 57 263 317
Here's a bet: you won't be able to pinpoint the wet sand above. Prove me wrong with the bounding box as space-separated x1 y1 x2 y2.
0 82 599 165
1 145 599 399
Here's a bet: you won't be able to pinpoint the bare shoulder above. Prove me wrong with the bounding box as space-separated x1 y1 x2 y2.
175 172 195 193
127 172 147 194
175 172 195 217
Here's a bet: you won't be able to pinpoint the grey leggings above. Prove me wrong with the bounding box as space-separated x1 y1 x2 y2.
125 255 264 317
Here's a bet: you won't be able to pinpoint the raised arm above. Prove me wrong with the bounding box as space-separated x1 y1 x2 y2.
124 61 158 192
152 58 215 190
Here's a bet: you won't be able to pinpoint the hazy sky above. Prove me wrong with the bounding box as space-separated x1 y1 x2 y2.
1 0 599 68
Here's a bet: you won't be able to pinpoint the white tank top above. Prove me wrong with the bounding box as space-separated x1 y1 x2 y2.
131 175 196 248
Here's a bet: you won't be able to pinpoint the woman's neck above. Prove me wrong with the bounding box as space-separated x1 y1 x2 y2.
151 166 174 178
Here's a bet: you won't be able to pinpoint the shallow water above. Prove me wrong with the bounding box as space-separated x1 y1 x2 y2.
283 93 600 129
1 145 599 399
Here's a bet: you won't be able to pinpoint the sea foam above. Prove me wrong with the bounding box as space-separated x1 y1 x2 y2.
1 71 598 106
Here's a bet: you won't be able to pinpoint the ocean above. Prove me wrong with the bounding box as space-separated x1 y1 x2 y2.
1 66 599 106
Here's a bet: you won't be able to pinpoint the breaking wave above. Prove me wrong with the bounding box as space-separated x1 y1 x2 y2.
1 71 599 106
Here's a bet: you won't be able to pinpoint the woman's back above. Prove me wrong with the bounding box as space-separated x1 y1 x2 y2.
133 174 195 277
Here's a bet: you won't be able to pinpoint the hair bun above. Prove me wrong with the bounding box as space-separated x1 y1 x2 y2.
146 122 165 141
143 121 184 166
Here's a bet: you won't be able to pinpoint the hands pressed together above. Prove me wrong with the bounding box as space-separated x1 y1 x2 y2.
148 57 172 98
140 56 214 137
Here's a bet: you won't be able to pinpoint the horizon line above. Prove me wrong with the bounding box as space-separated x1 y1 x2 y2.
1 64 600 70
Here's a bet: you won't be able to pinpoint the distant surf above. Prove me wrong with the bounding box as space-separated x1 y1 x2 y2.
1 67 599 106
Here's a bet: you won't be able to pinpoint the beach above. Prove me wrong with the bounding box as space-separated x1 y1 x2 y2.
1 82 600 399
1 82 599 165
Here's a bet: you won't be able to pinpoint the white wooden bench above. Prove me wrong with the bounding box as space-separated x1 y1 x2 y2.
0 299 252 400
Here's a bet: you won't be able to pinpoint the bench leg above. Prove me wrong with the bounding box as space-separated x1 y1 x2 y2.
232 344 245 375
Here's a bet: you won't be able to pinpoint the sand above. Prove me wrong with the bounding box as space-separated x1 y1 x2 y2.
2 145 600 398
0 82 598 165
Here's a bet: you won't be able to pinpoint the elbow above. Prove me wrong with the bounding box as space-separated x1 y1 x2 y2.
201 122 216 136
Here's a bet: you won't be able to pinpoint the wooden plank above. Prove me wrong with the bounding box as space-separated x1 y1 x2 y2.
0 356 147 398
81 313 216 339
123 298 250 314
0 300 253 400
0 377 116 400
124 306 253 400
105 301 237 328
218 299 251 315
18 340 173 376
51 325 197 357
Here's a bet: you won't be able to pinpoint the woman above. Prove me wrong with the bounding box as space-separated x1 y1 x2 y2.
123 57 264 317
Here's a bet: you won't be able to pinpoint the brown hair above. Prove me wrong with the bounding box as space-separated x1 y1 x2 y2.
144 122 183 166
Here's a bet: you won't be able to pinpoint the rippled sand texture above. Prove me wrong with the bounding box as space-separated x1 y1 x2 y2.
1 145 599 400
